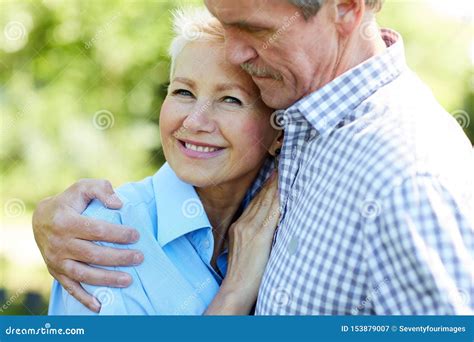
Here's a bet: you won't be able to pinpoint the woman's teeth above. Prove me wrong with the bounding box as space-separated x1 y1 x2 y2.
185 142 219 153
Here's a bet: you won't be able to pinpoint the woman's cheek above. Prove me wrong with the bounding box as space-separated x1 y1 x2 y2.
245 116 273 146
160 99 184 140
235 119 270 158
159 99 172 133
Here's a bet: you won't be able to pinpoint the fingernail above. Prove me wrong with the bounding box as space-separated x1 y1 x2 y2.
118 274 131 286
109 193 122 205
92 298 101 312
129 230 140 242
270 171 277 181
133 253 144 265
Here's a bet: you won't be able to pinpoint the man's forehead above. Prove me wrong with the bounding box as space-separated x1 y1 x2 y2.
205 0 272 19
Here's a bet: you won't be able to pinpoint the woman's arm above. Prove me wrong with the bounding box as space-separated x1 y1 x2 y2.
205 173 280 315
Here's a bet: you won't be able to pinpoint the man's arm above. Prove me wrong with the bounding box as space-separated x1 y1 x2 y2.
33 178 144 312
366 175 473 314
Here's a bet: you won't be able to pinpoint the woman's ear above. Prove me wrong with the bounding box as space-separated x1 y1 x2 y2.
269 131 284 156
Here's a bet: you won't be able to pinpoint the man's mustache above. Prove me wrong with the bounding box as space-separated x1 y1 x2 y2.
240 63 283 81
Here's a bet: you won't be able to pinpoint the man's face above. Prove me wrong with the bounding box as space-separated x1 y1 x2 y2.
205 0 339 109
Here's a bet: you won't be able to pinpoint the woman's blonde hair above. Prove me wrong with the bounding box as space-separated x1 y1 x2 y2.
168 7 224 78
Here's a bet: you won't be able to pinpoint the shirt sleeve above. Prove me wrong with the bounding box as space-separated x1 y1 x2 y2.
48 199 148 315
365 174 473 314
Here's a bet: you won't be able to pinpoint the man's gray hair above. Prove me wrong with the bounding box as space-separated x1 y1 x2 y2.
289 0 383 19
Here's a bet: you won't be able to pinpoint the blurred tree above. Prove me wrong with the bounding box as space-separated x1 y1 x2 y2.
0 0 472 210
1 0 200 209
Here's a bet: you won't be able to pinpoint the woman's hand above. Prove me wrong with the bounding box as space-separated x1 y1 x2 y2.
205 172 280 315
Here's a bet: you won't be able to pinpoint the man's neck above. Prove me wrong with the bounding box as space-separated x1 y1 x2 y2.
310 19 387 95
336 22 386 77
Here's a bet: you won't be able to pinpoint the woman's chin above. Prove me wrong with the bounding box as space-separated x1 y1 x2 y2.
174 168 221 188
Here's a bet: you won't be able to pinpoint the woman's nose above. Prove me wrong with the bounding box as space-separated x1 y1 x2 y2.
182 101 216 133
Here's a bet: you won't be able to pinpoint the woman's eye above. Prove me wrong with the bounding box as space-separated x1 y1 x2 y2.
172 89 194 97
222 96 242 105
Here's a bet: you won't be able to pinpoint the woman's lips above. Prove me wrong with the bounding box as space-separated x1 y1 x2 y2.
176 139 226 159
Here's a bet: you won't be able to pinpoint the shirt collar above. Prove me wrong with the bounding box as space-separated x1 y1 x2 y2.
285 28 407 135
152 162 211 247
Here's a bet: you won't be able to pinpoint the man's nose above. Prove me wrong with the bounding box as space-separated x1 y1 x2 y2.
182 101 216 133
224 29 258 66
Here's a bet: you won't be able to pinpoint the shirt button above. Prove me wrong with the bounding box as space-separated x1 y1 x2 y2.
306 130 317 142
291 149 298 159
202 239 210 249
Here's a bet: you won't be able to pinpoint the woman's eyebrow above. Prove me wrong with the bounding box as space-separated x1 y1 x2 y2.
215 83 251 97
172 77 195 88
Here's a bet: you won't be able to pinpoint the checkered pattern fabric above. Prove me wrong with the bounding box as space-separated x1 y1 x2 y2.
249 29 474 315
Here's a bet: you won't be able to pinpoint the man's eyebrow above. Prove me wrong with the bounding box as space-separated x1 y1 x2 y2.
172 77 195 88
215 82 251 97
223 20 265 30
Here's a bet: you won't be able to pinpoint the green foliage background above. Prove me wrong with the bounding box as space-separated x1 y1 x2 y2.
0 0 472 315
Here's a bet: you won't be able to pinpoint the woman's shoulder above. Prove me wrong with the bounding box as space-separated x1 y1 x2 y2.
82 173 157 229
81 163 182 231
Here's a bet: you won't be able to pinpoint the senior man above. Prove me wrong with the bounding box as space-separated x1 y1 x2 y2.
34 0 473 314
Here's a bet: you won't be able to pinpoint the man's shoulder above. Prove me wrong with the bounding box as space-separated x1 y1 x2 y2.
345 70 472 194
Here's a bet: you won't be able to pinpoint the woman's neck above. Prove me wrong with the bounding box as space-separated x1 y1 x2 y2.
196 182 247 237
195 170 259 256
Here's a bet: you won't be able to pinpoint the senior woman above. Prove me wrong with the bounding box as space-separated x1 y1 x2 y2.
48 7 282 315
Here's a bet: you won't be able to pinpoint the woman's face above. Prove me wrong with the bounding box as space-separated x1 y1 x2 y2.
160 41 277 188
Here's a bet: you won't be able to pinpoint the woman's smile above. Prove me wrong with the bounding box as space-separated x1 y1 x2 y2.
176 138 226 159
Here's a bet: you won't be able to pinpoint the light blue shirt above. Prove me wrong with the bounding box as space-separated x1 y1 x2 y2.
49 163 228 315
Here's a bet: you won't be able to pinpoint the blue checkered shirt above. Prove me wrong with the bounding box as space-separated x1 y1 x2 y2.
247 29 474 315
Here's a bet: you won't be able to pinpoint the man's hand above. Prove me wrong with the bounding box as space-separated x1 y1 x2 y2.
32 179 144 312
